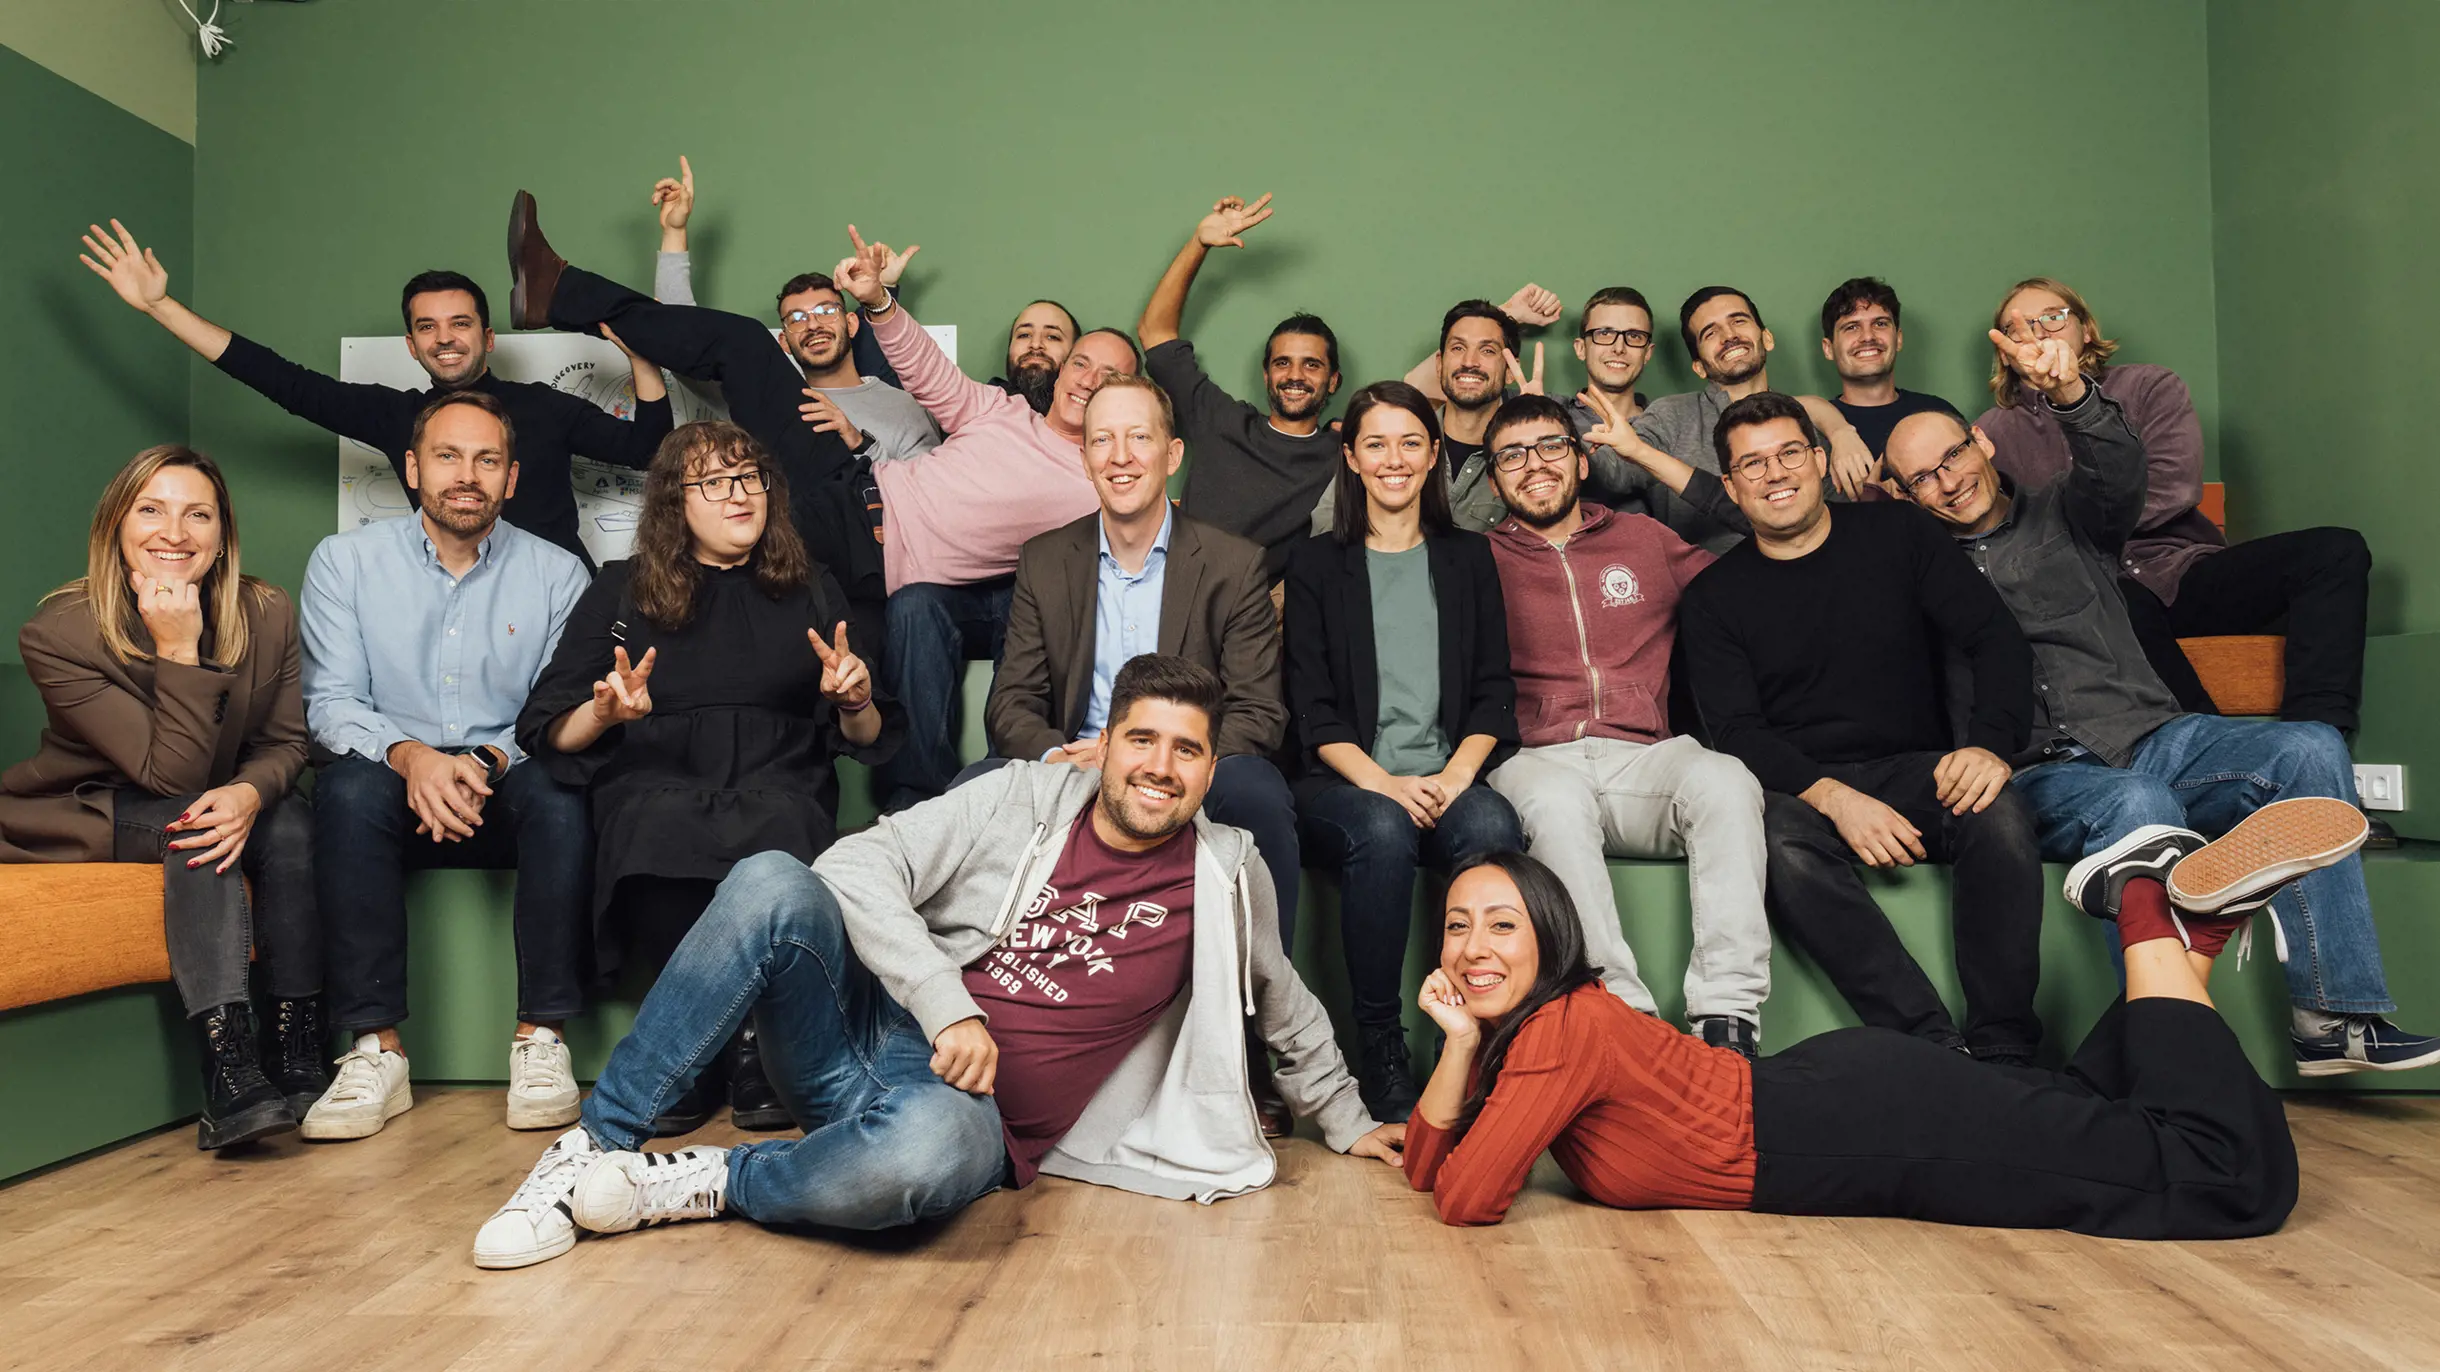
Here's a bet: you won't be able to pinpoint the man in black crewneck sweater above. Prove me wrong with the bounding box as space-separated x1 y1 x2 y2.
1678 392 2045 1063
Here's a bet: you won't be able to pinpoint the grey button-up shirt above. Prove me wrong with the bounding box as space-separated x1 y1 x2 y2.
1947 385 2183 767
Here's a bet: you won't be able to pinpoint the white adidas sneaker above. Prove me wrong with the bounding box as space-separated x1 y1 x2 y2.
300 1034 414 1141
472 1126 602 1270
507 1028 581 1130
571 1147 731 1236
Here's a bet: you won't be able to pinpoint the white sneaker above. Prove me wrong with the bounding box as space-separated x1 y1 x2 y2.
572 1147 731 1235
472 1126 601 1269
507 1028 581 1130
300 1034 413 1141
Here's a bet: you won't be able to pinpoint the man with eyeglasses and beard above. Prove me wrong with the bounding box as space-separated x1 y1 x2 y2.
1564 286 1750 549
1477 394 1775 1059
1676 392 2048 1067
1138 193 1346 578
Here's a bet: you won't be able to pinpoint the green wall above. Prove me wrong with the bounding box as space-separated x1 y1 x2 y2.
187 0 2220 590
0 42 194 664
2209 0 2440 638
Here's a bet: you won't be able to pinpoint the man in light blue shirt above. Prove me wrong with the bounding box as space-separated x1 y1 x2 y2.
296 390 596 1145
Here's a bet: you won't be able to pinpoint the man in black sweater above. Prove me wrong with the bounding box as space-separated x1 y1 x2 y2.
1678 391 2045 1063
79 220 670 568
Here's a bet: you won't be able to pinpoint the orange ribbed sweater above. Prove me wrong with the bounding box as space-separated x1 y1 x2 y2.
1403 985 1757 1225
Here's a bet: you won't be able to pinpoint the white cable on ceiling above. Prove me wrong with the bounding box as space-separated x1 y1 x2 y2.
179 0 234 57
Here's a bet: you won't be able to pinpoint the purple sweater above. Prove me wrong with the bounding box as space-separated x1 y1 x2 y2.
1974 363 2224 602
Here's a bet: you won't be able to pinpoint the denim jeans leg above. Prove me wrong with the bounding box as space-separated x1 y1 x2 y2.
243 790 323 1000
1204 755 1302 949
1421 783 1527 872
114 788 250 1015
878 583 977 811
1298 782 1424 1031
2011 756 2194 864
311 755 417 1032
494 761 594 1025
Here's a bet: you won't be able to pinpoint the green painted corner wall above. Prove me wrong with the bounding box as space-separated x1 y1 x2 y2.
2208 0 2440 637
0 42 194 665
186 0 2218 593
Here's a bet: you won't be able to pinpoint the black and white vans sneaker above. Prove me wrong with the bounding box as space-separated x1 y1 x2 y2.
2063 824 2208 919
572 1146 731 1236
472 1126 601 1270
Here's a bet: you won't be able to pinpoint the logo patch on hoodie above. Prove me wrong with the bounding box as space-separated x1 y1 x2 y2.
1600 564 1643 608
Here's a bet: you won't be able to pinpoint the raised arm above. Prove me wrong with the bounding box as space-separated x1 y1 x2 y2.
561 329 672 470
80 218 232 363
1404 284 1562 402
1137 193 1273 350
836 229 998 433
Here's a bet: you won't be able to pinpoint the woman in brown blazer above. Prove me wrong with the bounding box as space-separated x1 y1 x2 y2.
1 445 324 1149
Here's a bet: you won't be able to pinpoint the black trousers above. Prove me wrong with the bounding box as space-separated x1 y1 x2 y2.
611 874 720 975
1750 997 2297 1239
546 265 886 653
1761 753 2044 1057
112 788 320 1015
2121 528 2371 732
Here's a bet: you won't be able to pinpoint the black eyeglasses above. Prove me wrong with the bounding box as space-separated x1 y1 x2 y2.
683 468 772 501
1493 435 1578 471
1726 442 1816 484
1999 308 2075 343
1580 326 1652 348
1902 436 1978 497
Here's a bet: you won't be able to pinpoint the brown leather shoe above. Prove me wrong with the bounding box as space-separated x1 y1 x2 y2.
1249 1039 1292 1139
506 189 566 331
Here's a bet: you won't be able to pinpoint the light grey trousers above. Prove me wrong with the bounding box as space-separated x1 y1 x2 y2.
1489 736 1772 1027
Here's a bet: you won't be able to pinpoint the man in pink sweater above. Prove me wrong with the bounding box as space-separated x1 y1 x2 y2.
1477 394 1775 1058
831 233 1141 810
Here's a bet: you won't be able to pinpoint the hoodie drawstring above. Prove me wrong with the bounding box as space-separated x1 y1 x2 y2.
989 822 1049 940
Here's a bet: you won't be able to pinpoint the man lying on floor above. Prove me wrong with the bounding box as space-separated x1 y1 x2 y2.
473 654 1403 1268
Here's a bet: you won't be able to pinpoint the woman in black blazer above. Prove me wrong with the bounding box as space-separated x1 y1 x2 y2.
1282 381 1523 1122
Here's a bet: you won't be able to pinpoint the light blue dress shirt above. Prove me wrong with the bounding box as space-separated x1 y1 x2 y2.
1076 506 1173 744
299 514 590 766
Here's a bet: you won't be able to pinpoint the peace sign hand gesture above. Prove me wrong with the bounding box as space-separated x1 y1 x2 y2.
809 621 873 710
1988 328 2087 407
1505 344 1546 397
1196 193 1274 249
1576 384 1636 452
589 646 656 726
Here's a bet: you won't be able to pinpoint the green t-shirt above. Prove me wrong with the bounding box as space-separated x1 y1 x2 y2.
1365 544 1450 776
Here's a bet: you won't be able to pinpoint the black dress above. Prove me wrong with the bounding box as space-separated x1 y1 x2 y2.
518 557 901 973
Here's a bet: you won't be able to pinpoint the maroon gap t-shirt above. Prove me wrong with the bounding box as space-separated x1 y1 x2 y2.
961 808 1198 1184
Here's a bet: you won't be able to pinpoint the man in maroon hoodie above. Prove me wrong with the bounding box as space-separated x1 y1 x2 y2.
1479 394 1774 1057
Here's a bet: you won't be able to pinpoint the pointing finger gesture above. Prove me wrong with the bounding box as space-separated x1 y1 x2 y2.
651 155 695 232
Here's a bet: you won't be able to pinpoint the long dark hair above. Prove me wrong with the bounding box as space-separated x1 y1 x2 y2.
1449 851 1602 1135
1330 380 1454 546
629 420 809 630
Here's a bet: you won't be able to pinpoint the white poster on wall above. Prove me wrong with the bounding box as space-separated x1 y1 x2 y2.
337 324 956 565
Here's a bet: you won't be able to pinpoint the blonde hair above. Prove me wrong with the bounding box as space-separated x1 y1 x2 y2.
48 445 266 666
1988 277 2120 408
1081 373 1178 442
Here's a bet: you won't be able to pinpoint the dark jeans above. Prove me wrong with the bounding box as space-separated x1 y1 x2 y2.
1297 779 1525 1032
112 788 319 1016
877 578 1013 811
1759 752 2044 1057
583 853 1011 1229
313 754 594 1033
2124 527 2371 732
1751 997 2296 1239
952 754 1304 947
546 264 883 650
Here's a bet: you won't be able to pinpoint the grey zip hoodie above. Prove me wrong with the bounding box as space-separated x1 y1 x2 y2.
812 761 1382 1202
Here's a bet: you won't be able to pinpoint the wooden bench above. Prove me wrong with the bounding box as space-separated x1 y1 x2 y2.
2178 483 2285 716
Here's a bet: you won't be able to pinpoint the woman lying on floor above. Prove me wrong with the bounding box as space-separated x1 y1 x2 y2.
1405 800 2368 1238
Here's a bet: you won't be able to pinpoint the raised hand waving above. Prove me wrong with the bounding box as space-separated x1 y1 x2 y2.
1196 193 1274 249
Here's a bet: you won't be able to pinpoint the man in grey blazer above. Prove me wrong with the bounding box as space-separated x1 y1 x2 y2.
983 374 1302 952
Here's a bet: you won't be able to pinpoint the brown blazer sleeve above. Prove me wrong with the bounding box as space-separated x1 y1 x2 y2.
1210 531 1286 758
985 533 1073 763
228 589 309 804
19 596 234 798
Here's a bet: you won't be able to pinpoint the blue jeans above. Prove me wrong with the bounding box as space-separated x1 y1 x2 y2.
876 579 1015 812
2014 715 2391 1014
582 852 1012 1230
1297 780 1524 1031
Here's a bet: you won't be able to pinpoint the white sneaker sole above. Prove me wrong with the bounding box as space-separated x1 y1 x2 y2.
2170 797 2370 914
300 1083 415 1141
507 1086 582 1131
472 1223 576 1270
2296 1040 2440 1077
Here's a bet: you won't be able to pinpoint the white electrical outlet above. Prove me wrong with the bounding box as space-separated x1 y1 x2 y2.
2355 764 2407 812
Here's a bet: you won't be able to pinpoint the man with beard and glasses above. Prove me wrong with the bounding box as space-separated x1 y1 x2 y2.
1677 391 2047 1066
645 157 940 468
1611 287 1882 523
1563 286 1750 548
297 390 596 1145
1821 277 1960 459
80 220 668 570
1136 193 1344 578
1478 394 1775 1059
470 655 1404 1271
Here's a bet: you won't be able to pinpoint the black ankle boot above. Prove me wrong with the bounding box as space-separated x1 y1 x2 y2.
196 1002 297 1150
650 1035 729 1137
1356 1024 1421 1124
728 1024 793 1131
266 996 333 1118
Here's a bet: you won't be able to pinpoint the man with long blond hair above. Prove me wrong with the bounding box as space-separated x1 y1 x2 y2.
1974 277 2372 743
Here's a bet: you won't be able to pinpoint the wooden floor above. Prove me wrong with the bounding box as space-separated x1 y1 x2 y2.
5 1090 2440 1371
